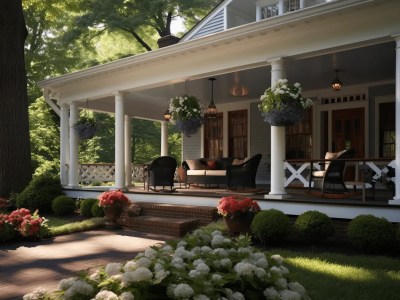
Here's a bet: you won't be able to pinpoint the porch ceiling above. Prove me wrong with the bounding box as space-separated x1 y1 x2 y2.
86 41 395 120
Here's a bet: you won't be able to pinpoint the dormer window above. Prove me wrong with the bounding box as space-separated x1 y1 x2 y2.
256 0 302 20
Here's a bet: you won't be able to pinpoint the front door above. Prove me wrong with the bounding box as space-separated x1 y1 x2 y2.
332 108 365 158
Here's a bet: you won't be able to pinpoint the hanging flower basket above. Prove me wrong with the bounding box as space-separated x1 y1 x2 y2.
73 115 96 140
259 79 313 126
169 95 204 137
262 105 305 126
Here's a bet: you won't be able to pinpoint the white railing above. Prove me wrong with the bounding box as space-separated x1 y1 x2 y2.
66 163 148 185
284 158 395 188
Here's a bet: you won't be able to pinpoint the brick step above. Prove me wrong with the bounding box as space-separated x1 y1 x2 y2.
136 202 219 226
119 215 200 237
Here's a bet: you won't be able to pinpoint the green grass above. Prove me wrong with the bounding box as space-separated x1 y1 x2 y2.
46 216 104 236
203 221 400 299
267 248 400 300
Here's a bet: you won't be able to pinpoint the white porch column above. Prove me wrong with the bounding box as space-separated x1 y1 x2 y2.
68 102 79 188
268 58 287 198
125 115 132 187
114 92 126 190
161 121 169 156
60 103 69 186
392 35 400 204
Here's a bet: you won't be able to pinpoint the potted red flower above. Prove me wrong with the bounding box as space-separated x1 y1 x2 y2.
98 190 130 228
217 196 261 235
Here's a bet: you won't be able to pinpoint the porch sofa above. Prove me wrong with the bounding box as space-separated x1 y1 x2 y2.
182 154 262 189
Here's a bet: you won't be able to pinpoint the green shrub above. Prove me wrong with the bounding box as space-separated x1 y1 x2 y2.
91 200 105 217
80 198 98 217
251 209 290 244
16 175 63 213
347 214 396 252
0 218 18 243
52 196 76 216
294 210 334 242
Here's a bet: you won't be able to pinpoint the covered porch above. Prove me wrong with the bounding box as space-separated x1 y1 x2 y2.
38 0 400 220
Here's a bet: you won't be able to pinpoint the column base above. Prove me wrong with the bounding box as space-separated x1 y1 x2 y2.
264 194 290 200
66 184 80 189
389 197 400 205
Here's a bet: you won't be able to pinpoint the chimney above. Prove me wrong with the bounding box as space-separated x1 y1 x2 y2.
157 35 180 48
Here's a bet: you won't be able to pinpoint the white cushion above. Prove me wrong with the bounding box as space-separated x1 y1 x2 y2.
205 170 226 176
312 170 326 177
187 170 206 176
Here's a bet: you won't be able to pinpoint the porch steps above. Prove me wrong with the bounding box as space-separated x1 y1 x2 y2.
117 202 219 237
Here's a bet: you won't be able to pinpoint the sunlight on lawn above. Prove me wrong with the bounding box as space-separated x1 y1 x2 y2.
286 257 376 281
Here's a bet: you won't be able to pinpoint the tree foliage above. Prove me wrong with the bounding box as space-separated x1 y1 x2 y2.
65 0 221 51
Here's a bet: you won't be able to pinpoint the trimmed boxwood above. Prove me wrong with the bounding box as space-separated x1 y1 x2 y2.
294 210 334 242
251 209 290 244
16 175 63 213
80 198 98 217
91 200 105 217
347 214 396 252
52 196 76 216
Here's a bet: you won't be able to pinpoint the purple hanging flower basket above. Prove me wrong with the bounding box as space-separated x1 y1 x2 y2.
175 117 203 137
262 105 305 126
73 123 96 140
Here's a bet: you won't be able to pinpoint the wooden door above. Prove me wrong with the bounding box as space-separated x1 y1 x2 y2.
332 108 365 158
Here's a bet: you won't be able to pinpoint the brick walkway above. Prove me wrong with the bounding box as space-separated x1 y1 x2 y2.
0 229 172 299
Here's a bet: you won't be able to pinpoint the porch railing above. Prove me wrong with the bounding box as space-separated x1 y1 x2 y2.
75 163 147 185
284 158 395 188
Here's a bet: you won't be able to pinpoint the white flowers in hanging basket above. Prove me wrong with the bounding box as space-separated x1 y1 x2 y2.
259 79 313 126
168 95 204 137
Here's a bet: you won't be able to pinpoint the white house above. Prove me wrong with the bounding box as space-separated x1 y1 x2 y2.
38 0 400 221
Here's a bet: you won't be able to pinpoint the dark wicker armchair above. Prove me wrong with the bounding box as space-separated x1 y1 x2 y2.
146 156 177 191
309 148 355 195
227 154 262 189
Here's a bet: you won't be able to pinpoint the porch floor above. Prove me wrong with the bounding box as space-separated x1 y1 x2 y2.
126 184 392 206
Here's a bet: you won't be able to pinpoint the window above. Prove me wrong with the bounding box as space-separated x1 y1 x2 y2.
261 4 279 19
228 110 248 158
285 0 300 12
204 113 223 158
286 108 312 159
379 102 395 158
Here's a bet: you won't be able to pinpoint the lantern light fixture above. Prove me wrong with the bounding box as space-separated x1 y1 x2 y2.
331 69 343 92
206 78 217 118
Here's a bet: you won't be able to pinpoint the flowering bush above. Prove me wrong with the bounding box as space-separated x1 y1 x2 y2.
24 228 310 299
169 95 204 137
217 196 261 218
0 208 48 243
259 79 313 126
97 190 129 207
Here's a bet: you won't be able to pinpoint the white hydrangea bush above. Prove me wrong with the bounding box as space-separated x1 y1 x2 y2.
23 229 310 300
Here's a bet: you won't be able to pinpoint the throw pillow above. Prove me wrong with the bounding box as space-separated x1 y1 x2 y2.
232 158 244 165
206 160 217 170
185 159 204 170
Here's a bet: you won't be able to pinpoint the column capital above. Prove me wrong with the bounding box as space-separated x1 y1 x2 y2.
113 91 125 96
392 34 400 42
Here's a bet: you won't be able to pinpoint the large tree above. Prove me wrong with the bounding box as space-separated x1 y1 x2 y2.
0 0 32 197
66 0 221 51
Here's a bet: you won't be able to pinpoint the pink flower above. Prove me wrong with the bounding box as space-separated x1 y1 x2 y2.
98 190 129 207
217 196 260 217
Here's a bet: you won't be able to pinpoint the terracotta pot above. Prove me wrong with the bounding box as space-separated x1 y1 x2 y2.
224 213 254 235
103 204 123 228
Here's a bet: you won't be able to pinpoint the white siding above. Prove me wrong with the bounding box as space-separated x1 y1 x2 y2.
182 132 202 161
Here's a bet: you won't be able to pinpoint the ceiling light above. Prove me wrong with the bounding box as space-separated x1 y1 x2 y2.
206 78 217 118
331 69 343 91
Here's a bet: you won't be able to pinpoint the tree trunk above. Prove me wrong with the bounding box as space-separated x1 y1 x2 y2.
0 1 32 198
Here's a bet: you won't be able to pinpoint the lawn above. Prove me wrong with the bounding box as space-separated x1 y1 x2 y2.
265 248 400 300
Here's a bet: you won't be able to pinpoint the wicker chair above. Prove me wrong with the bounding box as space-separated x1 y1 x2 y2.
146 156 177 191
308 148 355 195
227 154 262 189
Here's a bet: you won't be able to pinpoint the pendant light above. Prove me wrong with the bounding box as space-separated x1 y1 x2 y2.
331 69 343 92
163 108 171 121
206 78 217 118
